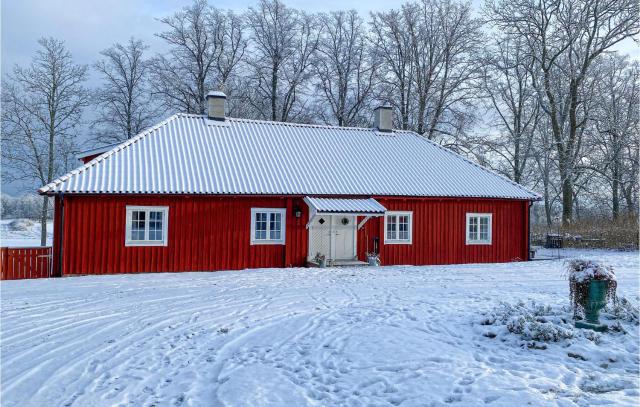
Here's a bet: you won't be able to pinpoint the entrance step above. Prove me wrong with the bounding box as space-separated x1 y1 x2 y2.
308 259 369 268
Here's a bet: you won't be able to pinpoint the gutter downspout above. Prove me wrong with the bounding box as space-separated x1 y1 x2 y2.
58 192 64 277
527 201 532 261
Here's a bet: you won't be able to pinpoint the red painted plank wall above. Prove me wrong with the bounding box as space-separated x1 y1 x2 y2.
59 195 309 275
357 197 529 265
55 195 529 275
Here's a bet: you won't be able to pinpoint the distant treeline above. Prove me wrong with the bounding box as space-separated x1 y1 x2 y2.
1 194 51 220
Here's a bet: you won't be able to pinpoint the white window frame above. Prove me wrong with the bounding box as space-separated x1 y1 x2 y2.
250 208 286 245
125 206 169 246
384 211 413 244
466 213 493 245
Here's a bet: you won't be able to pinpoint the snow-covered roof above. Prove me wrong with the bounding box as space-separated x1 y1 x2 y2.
304 197 387 214
39 113 540 200
206 91 226 98
76 142 120 161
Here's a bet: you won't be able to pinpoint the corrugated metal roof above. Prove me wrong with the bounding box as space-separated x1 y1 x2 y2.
40 113 540 200
304 197 387 214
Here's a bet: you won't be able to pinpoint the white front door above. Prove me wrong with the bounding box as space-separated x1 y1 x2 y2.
308 215 357 261
332 215 356 260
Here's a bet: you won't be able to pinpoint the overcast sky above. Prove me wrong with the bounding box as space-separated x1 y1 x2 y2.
1 0 637 196
1 0 416 76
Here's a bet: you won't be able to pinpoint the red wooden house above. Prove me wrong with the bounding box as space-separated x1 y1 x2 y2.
39 92 539 276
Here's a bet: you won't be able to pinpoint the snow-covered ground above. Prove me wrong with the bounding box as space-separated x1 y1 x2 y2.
0 218 52 247
1 249 638 406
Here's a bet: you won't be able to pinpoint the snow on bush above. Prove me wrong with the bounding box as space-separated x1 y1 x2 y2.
8 218 34 232
478 298 638 345
565 259 616 283
608 297 640 325
480 301 575 343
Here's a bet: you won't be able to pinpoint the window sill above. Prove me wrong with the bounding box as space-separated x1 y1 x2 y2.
466 241 492 245
125 241 168 247
385 240 412 245
250 240 286 246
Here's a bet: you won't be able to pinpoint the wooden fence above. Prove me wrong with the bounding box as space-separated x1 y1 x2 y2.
0 247 53 280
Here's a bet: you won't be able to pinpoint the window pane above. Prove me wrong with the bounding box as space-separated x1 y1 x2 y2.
270 212 282 240
399 215 409 240
255 212 267 240
149 211 164 241
468 217 478 241
479 217 489 241
131 211 146 240
387 215 397 240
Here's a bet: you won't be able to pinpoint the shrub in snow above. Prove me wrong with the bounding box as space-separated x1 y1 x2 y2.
606 297 639 325
505 311 574 342
565 259 617 317
8 219 34 231
481 301 575 343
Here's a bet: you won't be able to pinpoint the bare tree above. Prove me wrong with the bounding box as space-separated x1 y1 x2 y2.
93 38 157 144
589 55 640 219
532 117 562 226
370 8 415 130
372 0 482 137
246 0 320 122
417 0 482 140
480 36 539 184
151 0 246 114
1 38 88 245
488 0 640 225
314 10 377 127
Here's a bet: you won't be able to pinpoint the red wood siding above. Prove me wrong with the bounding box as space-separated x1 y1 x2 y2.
58 195 309 275
1 247 53 280
357 197 529 265
54 195 529 276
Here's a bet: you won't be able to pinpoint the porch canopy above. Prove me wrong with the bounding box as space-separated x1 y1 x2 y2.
303 197 387 229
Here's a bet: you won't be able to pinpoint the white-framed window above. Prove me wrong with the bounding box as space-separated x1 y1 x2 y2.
250 208 286 245
466 213 492 245
384 211 413 244
125 206 169 246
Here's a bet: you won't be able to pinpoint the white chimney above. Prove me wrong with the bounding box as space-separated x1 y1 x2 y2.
206 91 226 121
374 103 393 132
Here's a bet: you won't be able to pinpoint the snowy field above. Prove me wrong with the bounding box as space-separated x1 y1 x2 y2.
0 218 52 247
1 249 638 406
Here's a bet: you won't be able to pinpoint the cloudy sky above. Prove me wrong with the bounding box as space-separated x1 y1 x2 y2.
1 0 413 76
1 0 637 195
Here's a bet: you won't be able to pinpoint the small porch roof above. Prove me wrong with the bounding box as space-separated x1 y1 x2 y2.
303 197 387 215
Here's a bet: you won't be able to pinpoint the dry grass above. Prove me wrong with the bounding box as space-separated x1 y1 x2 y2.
531 215 639 250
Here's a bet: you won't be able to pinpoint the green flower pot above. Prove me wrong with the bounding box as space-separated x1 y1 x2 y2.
575 280 609 332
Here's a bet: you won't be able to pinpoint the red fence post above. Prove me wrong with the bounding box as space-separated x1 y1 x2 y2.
0 248 7 280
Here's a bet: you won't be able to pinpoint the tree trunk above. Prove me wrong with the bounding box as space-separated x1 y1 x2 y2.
271 64 278 121
544 192 553 227
561 177 573 225
40 196 48 246
623 185 634 215
612 162 620 220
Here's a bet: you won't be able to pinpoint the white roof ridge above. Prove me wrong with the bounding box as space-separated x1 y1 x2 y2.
39 114 181 194
179 112 415 134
